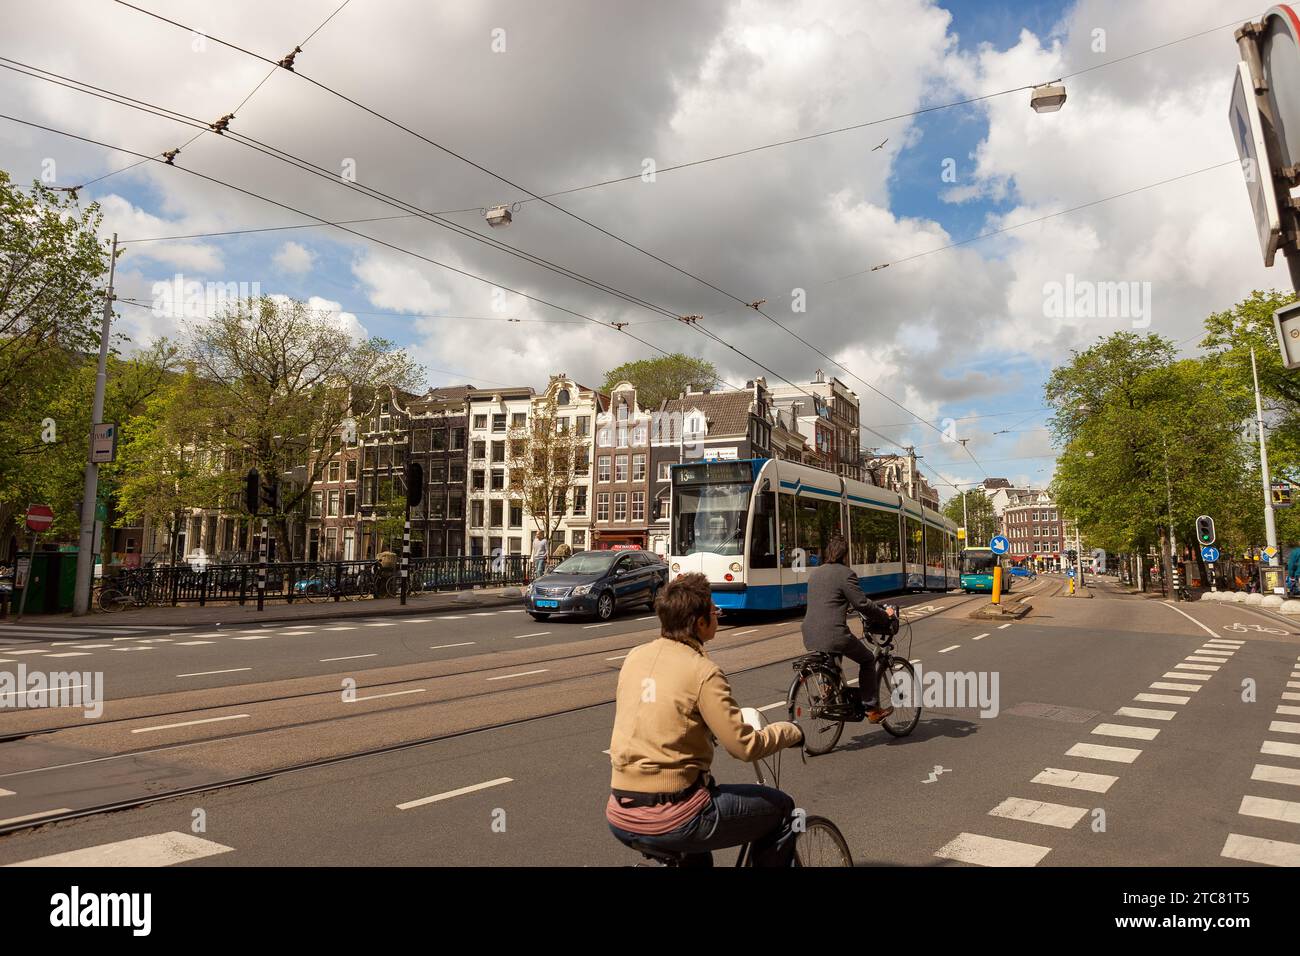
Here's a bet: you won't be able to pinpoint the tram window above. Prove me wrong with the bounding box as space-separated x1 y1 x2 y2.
796 496 841 566
779 493 797 568
905 516 923 567
749 484 777 569
849 507 868 565
925 525 943 566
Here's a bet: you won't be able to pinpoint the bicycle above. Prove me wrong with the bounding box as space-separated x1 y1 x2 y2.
786 604 922 755
1224 622 1288 635
625 707 853 867
97 569 166 612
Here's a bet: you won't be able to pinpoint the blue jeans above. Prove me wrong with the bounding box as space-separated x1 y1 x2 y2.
609 784 797 867
533 557 546 578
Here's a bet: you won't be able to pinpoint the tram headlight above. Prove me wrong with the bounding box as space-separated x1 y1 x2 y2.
728 562 742 572
671 563 680 573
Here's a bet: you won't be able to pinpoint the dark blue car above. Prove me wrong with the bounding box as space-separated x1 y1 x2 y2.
523 550 668 622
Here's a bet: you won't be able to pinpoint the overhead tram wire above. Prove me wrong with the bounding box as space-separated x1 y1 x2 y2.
75 0 356 191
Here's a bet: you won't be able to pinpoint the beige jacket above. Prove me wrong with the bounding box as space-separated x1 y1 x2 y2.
608 636 802 793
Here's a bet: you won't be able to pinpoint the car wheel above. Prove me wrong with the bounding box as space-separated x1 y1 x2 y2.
645 585 658 610
530 612 551 622
595 591 615 621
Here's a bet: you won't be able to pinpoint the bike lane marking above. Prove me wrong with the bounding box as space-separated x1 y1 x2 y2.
1160 601 1219 638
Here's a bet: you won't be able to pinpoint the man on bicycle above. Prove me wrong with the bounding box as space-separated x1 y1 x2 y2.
801 535 899 723
606 572 805 866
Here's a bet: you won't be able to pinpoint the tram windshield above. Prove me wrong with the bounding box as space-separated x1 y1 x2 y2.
672 463 754 556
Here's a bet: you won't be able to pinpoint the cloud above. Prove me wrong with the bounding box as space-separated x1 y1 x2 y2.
272 240 315 275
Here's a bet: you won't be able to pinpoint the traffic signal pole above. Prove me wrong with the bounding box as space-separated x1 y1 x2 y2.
1252 347 1282 590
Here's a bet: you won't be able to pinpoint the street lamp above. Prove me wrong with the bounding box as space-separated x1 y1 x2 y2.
1031 82 1067 113
485 204 514 228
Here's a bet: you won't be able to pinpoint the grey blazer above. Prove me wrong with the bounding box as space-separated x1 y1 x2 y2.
801 563 892 651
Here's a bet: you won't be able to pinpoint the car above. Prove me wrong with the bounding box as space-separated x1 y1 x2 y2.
1009 566 1036 578
522 549 668 622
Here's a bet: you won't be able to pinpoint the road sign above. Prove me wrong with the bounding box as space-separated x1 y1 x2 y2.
1262 6 1300 172
1066 568 1076 578
90 422 117 463
25 503 54 533
1272 481 1293 507
957 527 966 541
1230 61 1283 266
1266 545 1279 559
989 535 1009 554
1203 545 1221 562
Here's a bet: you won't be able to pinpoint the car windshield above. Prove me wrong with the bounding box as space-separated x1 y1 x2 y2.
552 552 618 575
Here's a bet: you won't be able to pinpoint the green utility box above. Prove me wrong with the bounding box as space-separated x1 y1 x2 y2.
14 550 79 614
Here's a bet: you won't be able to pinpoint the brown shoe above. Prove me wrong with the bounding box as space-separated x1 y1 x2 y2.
866 707 894 724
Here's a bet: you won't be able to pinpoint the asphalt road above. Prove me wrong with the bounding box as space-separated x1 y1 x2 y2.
1 577 1297 867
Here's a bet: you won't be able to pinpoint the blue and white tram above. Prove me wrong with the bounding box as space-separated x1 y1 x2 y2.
668 457 958 612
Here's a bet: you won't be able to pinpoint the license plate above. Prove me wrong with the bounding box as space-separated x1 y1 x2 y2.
537 600 558 608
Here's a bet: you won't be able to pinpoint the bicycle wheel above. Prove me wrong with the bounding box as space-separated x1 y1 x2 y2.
97 588 127 612
878 657 921 737
382 575 400 598
787 669 844 756
794 816 853 867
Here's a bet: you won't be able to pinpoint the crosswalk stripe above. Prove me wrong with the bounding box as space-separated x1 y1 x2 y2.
1221 833 1300 866
1092 723 1159 741
1031 767 1118 793
1150 682 1201 692
0 809 73 828
988 797 1089 829
1208 638 1245 645
1115 706 1176 721
1263 740 1300 758
934 832 1050 867
1270 721 1300 735
1184 656 1226 664
1283 692 1300 701
1134 693 1190 705
1239 794 1300 824
1175 663 1220 672
1252 764 1300 787
1278 705 1300 717
1066 742 1142 763
1164 671 1211 681
3 831 234 867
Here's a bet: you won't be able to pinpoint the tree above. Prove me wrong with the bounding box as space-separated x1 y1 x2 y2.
185 296 422 556
942 490 998 547
602 354 719 410
508 393 583 542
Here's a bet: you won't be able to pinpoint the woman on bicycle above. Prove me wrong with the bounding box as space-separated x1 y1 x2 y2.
606 572 804 866
801 535 898 723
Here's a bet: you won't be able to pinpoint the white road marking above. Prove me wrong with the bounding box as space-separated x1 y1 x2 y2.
232 635 274 641
1290 680 1300 689
1239 794 1300 825
320 654 377 662
1283 692 1300 701
584 622 615 629
512 632 551 639
365 622 398 627
1 684 90 703
1270 721 1300 735
1221 833 1300 867
733 629 757 636
439 616 466 620
110 647 152 651
1174 663 1220 672
43 652 91 658
1164 671 1211 681
350 689 426 703
1207 638 1244 646
1092 723 1160 741
1252 764 1300 787
1277 705 1300 717
972 633 990 641
637 616 656 621
131 714 249 733
176 668 251 678
69 644 112 649
396 777 513 811
404 619 433 622
134 637 174 643
1115 706 1177 721
939 645 960 654
1065 742 1142 763
988 797 1088 829
0 788 11 797
486 669 548 681
238 630 265 635
0 809 73 828
4 831 235 867
469 613 498 617
1031 768 1117 793
0 659 13 664
5 650 49 655
499 611 525 615
1185 656 1227 664
757 701 787 713
1161 602 1218 637
934 832 1050 867
909 659 921 664
323 626 358 631
174 641 215 646
1263 740 1300 758
606 654 628 661
1135 693 1191 705
430 642 475 650
1195 647 1234 655
997 624 1012 630
1151 682 1201 692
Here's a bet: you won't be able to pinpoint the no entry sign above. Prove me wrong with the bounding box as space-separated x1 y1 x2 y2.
25 503 54 533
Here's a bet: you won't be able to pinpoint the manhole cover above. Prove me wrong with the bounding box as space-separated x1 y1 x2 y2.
1004 701 1099 723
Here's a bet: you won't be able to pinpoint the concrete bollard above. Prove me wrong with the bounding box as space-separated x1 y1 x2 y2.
1261 594 1284 608
1279 599 1300 615
1245 592 1264 605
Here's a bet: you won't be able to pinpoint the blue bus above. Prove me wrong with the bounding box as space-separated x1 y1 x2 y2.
668 458 958 611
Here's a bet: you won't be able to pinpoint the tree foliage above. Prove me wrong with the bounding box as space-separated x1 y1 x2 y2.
942 490 999 547
601 353 718 410
508 393 583 541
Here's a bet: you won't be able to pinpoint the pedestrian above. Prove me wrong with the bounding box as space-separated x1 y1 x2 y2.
531 531 549 579
1287 546 1300 596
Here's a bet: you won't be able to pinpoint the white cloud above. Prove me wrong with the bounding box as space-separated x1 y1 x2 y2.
272 241 315 275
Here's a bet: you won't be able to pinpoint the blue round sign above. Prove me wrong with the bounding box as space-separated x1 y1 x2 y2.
1066 568 1076 578
989 535 1010 554
1202 545 1220 562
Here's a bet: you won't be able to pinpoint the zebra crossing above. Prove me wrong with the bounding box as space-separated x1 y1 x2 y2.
934 636 1246 866
0 623 174 644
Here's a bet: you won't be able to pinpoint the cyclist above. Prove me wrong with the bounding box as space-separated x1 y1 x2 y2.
606 572 805 867
801 534 899 723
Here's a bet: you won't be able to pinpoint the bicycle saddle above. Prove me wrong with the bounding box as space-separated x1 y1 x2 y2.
626 841 689 866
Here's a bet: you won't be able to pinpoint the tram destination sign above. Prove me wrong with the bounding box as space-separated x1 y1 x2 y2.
673 461 753 485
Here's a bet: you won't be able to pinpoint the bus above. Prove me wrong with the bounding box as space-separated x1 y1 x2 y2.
959 547 1014 594
668 457 959 612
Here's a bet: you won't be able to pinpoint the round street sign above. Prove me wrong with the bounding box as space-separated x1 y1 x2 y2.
25 503 54 533
1202 545 1221 563
990 535 1010 554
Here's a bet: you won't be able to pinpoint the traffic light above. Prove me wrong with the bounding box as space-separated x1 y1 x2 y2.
1066 549 1077 563
405 462 424 508
260 476 281 514
1196 515 1216 546
245 468 260 513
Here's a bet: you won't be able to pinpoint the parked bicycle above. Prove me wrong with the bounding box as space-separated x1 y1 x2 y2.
97 568 168 612
786 604 921 755
626 707 853 867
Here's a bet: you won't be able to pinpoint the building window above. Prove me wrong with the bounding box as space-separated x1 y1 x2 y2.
311 492 323 517
574 487 588 515
346 459 357 481
511 412 527 429
450 462 466 484
597 493 610 522
557 388 570 406
572 530 586 550
632 424 647 447
617 423 628 447
491 470 505 491
556 417 570 435
448 493 464 520
472 469 485 491
615 455 628 482
509 500 523 527
325 528 337 559
328 461 340 482
490 500 503 527
327 491 340 517
470 500 484 527
431 428 447 452
344 490 356 516
450 427 465 450
429 494 445 520
658 462 672 481
574 448 589 475
492 441 505 463
632 492 645 521
492 413 507 432
614 493 627 521
598 456 611 482
576 415 590 437
632 454 646 481
473 414 487 430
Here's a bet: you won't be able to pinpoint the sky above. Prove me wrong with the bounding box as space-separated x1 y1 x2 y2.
0 0 1284 500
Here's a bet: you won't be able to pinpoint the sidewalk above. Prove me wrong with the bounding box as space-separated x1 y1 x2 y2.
2 585 525 629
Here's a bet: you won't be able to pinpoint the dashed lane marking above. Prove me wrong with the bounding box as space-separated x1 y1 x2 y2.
939 645 960 654
174 641 215 646
176 668 251 678
350 689 425 703
323 627 358 631
320 654 376 662
364 623 398 627
396 777 512 811
44 652 91 658
131 714 249 734
1031 768 1117 793
1092 723 1160 741
232 635 274 641
972 633 989 641
485 669 549 681
988 797 1089 829
584 623 615 629
0 809 74 828
934 832 1050 867
997 624 1012 630
2 831 234 868
430 642 475 650
512 632 550 639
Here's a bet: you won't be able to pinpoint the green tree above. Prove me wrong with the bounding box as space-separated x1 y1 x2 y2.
601 354 719 410
942 490 998 546
508 393 583 542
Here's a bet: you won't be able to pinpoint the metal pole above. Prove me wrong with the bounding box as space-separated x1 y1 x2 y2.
15 532 38 620
401 505 410 605
962 490 968 537
1162 435 1177 597
72 234 117 615
257 517 268 611
1251 346 1283 591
